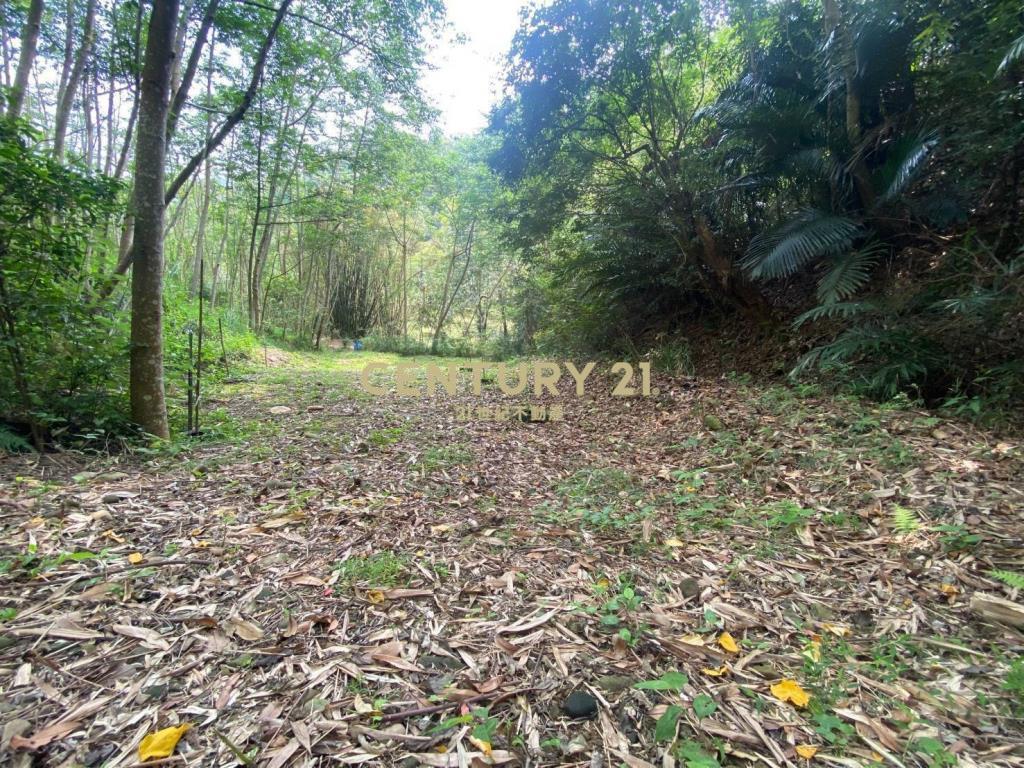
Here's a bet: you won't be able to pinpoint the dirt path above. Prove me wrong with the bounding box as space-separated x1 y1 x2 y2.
1 350 1022 767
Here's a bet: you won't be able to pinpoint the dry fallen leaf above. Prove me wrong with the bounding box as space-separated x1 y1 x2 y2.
128 552 144 564
138 723 191 761
228 617 265 641
771 679 811 708
702 666 729 677
664 537 686 548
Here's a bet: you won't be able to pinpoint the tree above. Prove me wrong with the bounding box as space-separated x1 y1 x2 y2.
5 0 44 120
129 0 179 438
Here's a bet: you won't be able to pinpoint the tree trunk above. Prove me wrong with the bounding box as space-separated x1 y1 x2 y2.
189 32 215 297
129 0 179 439
53 0 96 161
6 0 44 120
167 0 219 142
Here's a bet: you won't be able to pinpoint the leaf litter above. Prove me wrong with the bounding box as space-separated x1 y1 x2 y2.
0 350 1022 766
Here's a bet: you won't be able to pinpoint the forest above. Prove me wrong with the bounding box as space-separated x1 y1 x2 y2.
1 0 1024 766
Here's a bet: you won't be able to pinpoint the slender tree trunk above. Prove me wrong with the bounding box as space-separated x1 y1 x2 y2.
129 0 179 439
167 0 219 141
431 221 474 354
6 0 44 120
189 33 215 297
164 0 293 204
53 0 96 160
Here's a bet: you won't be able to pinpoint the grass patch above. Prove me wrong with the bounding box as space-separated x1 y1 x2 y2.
415 444 473 473
332 552 407 586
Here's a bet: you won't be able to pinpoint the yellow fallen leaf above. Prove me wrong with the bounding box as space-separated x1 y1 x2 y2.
469 736 492 756
802 639 822 663
702 666 729 676
820 622 850 637
665 537 686 548
940 583 959 596
103 530 125 544
595 577 610 589
138 723 191 761
128 552 144 564
796 745 818 760
678 633 706 646
366 589 386 605
771 679 810 708
718 632 739 653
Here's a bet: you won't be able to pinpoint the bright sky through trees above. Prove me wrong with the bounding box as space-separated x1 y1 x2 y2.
421 0 532 135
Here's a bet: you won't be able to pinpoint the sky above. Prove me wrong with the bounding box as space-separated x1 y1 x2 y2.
420 0 533 137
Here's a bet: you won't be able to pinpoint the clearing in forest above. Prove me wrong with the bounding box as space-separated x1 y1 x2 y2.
1 350 1023 767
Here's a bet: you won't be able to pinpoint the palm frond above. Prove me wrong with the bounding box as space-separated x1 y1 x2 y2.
880 132 938 202
793 300 877 327
817 241 886 304
743 210 862 280
997 33 1024 74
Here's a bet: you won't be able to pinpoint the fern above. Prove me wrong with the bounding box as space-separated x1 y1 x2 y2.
743 210 862 280
0 426 32 454
991 570 1024 590
817 242 886 304
891 505 920 533
997 33 1024 74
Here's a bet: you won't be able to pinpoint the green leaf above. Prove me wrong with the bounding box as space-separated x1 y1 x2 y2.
635 671 689 692
678 740 721 767
692 694 717 719
655 705 683 742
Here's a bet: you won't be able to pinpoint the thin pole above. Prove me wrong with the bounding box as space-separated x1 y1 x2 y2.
195 258 204 434
219 316 229 377
186 329 194 434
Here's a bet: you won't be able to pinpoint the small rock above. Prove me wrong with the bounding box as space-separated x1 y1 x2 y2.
420 654 463 671
95 471 128 482
83 743 118 767
101 490 136 504
269 406 293 415
306 405 324 413
808 602 835 620
427 675 454 694
596 675 634 694
562 690 598 719
679 578 700 599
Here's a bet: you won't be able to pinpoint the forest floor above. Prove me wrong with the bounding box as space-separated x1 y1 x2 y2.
1 349 1023 768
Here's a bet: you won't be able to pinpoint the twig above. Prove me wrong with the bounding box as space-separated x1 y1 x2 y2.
125 757 184 767
379 687 534 723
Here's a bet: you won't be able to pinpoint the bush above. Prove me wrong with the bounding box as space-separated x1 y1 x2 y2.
0 119 125 448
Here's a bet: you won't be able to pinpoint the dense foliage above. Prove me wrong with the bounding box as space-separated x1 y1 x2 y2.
491 0 1024 413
